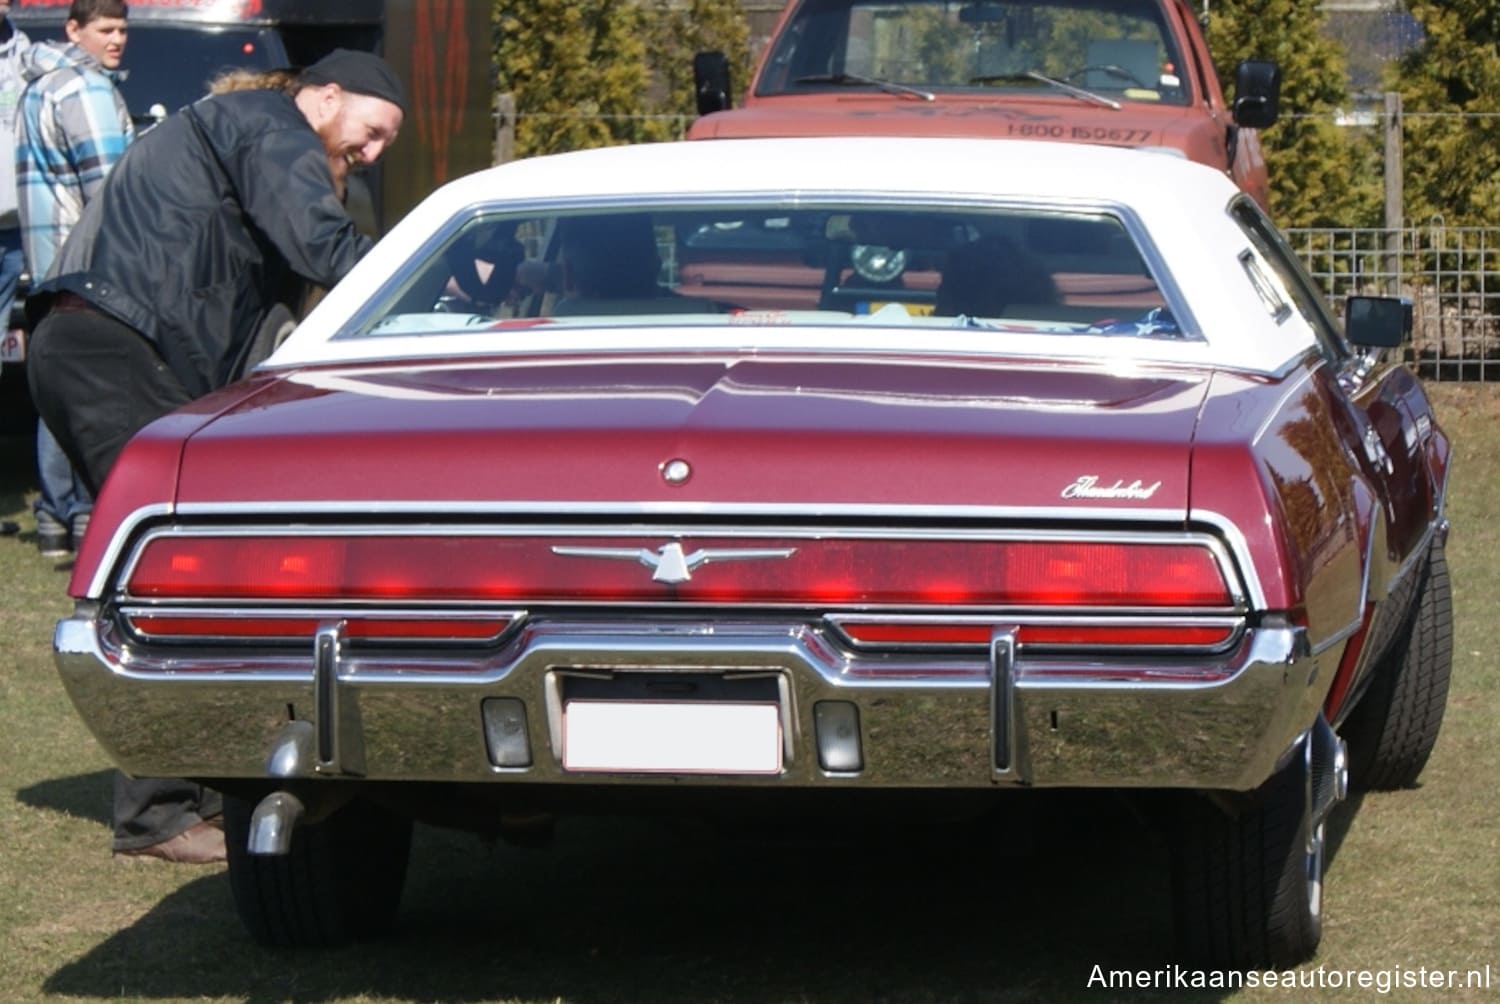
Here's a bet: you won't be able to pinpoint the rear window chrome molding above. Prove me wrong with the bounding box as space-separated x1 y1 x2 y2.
312 191 1202 352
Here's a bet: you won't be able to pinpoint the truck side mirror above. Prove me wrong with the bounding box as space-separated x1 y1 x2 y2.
1345 296 1411 349
1232 60 1281 129
694 51 733 116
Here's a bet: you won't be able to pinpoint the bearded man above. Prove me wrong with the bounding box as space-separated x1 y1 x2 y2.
27 47 403 481
23 47 403 864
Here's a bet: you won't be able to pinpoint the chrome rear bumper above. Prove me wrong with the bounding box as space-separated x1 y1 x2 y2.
55 614 1323 792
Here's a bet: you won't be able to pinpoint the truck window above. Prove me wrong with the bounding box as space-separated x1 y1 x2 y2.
758 0 1191 106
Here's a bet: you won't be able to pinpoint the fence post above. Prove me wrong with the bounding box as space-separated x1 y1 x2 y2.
1383 91 1403 294
494 92 517 167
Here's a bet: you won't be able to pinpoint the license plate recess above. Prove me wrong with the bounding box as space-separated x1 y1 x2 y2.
558 671 784 775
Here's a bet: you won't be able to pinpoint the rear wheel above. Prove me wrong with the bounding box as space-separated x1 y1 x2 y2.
1171 748 1323 969
224 794 413 947
1343 544 1453 790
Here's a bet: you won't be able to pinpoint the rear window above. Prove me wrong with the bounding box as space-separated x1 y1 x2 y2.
353 203 1176 340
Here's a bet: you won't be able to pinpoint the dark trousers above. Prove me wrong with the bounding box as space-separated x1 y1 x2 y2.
26 301 192 494
28 302 220 849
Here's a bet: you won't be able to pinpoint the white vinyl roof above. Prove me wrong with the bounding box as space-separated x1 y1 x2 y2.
273 137 1322 376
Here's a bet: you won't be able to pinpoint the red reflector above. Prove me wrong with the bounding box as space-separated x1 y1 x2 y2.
126 535 1232 607
1017 624 1234 647
838 621 1235 648
839 623 997 645
126 614 511 642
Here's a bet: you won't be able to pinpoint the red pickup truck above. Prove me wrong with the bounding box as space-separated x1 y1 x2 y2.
690 0 1280 206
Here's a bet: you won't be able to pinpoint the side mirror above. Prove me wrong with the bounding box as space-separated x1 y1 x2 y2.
694 51 733 117
1232 60 1281 129
1345 296 1411 349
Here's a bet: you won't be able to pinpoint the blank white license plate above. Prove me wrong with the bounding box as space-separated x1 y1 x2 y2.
563 700 782 774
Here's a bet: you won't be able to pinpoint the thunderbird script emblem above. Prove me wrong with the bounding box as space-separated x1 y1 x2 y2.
552 542 797 584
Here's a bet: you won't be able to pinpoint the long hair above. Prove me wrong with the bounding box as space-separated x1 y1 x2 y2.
206 68 300 97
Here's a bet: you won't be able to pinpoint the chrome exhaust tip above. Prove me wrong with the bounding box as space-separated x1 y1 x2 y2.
246 790 306 856
1308 716 1348 827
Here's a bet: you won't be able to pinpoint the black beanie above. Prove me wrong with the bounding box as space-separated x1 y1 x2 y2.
301 49 406 113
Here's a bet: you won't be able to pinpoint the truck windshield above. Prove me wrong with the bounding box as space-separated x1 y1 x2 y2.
758 0 1190 106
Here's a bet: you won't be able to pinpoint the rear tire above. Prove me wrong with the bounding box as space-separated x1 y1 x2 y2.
1172 748 1323 969
224 794 413 947
1343 544 1453 790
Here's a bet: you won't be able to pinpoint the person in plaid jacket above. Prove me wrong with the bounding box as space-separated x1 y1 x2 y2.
16 0 131 559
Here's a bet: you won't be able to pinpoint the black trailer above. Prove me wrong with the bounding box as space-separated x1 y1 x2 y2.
10 0 495 235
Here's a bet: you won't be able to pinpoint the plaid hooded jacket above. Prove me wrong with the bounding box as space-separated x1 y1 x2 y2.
16 40 133 281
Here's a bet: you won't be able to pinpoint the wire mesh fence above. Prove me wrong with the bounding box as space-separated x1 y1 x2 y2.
1286 223 1500 382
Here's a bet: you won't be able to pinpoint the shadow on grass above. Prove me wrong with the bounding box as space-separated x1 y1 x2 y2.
15 769 113 829
41 793 1243 1004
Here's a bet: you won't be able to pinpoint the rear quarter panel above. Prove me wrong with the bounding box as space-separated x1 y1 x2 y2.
1190 364 1375 662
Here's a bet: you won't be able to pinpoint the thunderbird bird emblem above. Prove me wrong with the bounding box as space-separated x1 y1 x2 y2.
551 542 797 584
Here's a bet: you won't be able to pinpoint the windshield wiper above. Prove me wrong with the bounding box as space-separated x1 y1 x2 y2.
794 72 935 102
968 70 1120 110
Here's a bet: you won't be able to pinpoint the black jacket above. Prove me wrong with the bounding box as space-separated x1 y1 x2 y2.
40 87 372 397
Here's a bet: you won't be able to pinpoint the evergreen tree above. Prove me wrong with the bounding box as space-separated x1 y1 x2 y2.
1205 0 1380 227
496 0 654 158
1396 1 1500 225
495 1 750 159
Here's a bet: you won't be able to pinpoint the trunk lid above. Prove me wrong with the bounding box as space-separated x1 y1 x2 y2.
174 352 1208 515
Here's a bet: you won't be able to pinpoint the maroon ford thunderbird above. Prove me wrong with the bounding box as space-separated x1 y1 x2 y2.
54 137 1451 966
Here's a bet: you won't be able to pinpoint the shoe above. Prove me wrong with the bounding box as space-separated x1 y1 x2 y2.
0 519 18 536
114 820 227 864
37 524 71 558
71 512 90 549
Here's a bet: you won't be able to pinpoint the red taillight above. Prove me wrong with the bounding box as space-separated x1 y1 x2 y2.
125 614 514 643
125 534 1233 607
999 542 1228 606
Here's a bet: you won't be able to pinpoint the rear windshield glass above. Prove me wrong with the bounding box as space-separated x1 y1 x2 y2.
353 203 1176 340
758 0 1190 106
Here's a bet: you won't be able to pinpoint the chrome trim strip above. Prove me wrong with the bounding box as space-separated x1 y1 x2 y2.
1186 509 1267 611
826 613 1246 653
118 605 525 644
103 519 1252 611
82 502 174 605
86 501 1211 599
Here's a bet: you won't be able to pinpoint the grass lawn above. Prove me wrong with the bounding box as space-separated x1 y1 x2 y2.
0 383 1495 1004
